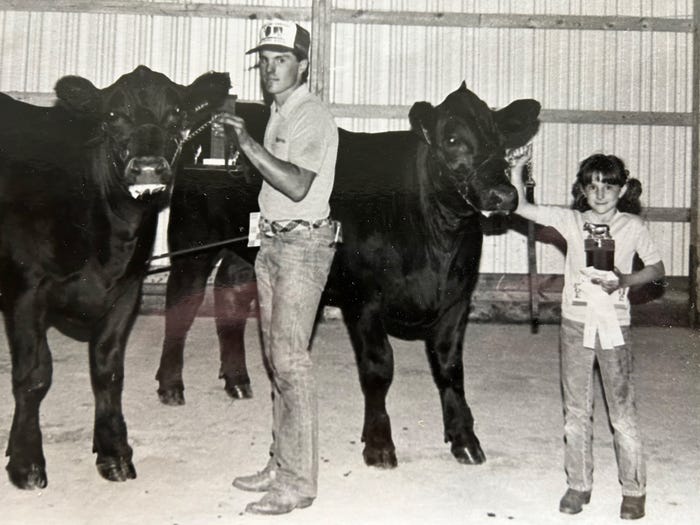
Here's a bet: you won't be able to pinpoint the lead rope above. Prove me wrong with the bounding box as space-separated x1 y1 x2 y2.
148 115 246 275
170 116 216 167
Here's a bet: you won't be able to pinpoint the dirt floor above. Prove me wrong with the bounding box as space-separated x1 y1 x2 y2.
0 315 698 525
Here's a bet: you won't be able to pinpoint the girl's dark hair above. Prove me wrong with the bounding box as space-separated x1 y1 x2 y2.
571 153 642 215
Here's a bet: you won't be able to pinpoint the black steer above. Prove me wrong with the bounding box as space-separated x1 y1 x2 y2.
155 101 270 404
0 65 230 489
157 83 541 467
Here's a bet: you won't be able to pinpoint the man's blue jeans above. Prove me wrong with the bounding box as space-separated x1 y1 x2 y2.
560 318 646 497
254 224 336 499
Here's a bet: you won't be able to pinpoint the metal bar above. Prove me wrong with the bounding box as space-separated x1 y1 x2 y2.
310 0 331 101
146 265 171 276
691 0 700 328
148 235 249 262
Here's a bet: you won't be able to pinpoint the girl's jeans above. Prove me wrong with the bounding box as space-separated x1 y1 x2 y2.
254 224 336 499
560 318 646 497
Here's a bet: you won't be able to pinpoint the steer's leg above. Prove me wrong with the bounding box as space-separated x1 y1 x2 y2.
213 251 256 399
342 298 397 468
425 304 486 464
156 253 217 405
4 289 52 489
89 282 138 482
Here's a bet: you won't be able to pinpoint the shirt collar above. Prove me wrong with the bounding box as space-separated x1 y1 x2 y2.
273 84 310 117
583 208 619 226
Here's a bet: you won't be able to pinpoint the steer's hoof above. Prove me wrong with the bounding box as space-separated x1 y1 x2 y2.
97 456 137 482
6 462 47 490
363 446 398 469
158 386 185 406
451 441 486 465
224 380 253 400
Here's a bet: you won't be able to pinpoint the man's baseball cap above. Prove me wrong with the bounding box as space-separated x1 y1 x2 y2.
246 20 310 58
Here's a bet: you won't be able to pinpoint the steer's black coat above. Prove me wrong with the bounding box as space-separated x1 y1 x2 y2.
157 83 541 467
0 66 230 489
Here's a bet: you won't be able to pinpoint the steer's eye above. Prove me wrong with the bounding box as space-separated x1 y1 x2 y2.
164 107 184 128
103 111 127 128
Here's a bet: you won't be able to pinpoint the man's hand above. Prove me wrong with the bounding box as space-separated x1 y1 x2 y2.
211 112 316 202
213 113 253 150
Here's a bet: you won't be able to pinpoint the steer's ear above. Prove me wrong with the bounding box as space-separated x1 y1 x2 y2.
493 99 541 149
409 101 437 146
54 75 101 116
185 71 231 115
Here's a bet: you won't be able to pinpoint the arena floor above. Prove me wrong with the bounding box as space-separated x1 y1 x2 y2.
0 316 698 525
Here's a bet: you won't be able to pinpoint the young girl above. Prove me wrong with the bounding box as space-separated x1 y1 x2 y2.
511 152 665 520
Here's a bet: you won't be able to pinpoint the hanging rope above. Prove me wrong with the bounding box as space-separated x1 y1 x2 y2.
508 143 538 333
523 145 539 334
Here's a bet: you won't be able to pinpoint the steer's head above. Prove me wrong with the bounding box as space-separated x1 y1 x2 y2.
409 82 540 215
54 65 230 205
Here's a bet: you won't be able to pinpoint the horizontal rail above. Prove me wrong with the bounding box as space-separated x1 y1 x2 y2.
641 207 691 223
14 93 692 128
332 104 694 127
332 10 693 33
3 93 694 225
0 0 310 20
0 2 692 33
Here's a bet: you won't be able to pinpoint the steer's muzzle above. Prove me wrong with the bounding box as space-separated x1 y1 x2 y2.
471 157 519 213
126 156 172 185
481 184 518 212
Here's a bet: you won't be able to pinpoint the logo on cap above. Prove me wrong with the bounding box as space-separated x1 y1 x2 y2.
246 20 310 58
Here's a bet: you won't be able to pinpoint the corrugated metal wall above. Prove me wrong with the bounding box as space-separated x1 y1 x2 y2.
0 0 693 276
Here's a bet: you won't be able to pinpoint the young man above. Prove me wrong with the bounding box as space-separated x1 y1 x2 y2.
214 20 339 515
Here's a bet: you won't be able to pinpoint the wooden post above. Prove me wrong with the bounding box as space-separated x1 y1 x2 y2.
310 0 332 101
691 0 700 328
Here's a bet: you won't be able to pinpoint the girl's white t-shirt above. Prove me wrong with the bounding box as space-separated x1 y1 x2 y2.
532 206 662 326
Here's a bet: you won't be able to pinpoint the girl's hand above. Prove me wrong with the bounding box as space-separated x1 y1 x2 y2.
591 267 624 294
507 149 532 170
507 146 532 181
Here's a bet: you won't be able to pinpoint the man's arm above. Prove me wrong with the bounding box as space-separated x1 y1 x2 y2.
214 113 316 202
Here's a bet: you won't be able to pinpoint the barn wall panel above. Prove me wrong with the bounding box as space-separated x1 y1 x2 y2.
327 2 691 276
0 7 308 99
